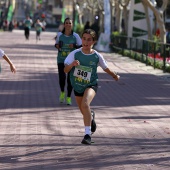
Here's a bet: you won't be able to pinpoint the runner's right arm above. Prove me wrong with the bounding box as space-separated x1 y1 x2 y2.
64 49 79 73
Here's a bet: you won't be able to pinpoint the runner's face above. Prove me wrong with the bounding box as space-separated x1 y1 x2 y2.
64 19 72 29
82 33 95 50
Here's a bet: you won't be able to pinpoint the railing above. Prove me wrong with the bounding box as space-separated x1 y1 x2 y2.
110 35 170 73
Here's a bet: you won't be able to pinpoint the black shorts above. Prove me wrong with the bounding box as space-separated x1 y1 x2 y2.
74 85 98 97
36 31 41 36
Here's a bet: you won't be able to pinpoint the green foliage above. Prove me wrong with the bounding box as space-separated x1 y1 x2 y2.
165 65 170 72
122 50 130 56
111 31 120 36
150 35 161 52
131 51 135 59
155 60 163 69
152 35 161 43
110 32 127 51
75 24 84 37
109 32 170 73
116 48 170 73
135 53 142 61
141 54 147 63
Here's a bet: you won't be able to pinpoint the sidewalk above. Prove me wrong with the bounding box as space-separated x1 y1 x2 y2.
0 30 170 170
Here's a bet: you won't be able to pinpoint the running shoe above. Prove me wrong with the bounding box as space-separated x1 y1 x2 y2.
91 110 96 134
81 134 91 145
66 97 72 105
59 92 65 103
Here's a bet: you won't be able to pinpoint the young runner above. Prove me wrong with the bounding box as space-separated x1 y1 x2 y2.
34 19 44 41
23 16 32 40
55 18 82 105
0 49 16 73
64 29 120 145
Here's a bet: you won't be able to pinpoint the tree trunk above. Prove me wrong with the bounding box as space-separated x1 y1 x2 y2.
142 0 168 43
141 1 152 39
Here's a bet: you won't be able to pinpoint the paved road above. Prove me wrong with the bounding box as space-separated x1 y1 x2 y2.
0 30 170 170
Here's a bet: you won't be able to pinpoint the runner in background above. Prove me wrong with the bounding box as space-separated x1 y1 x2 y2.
23 16 33 40
34 19 44 41
55 18 82 105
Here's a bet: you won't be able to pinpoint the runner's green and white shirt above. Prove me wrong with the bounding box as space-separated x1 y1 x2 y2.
64 48 108 93
24 19 32 29
35 22 43 32
0 49 5 73
0 49 4 59
56 32 82 63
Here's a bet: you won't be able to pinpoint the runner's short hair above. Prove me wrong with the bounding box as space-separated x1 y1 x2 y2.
82 29 97 41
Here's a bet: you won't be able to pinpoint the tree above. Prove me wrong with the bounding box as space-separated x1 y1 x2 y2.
84 0 99 24
97 0 104 33
110 0 130 34
110 0 116 32
141 0 168 43
119 0 131 34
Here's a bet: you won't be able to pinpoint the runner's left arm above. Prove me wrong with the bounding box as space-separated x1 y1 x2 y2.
98 52 119 81
3 54 16 73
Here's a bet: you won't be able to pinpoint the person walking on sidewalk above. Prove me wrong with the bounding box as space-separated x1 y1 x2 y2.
84 21 91 31
23 16 32 40
55 18 82 105
0 48 16 73
64 29 120 145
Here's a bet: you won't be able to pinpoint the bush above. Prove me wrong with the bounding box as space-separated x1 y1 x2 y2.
110 34 170 73
165 65 170 72
75 24 84 37
123 50 130 56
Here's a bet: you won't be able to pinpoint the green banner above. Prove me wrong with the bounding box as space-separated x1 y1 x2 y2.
7 5 13 22
38 0 42 4
61 8 66 23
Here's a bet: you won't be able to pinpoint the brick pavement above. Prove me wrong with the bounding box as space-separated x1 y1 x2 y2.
0 30 170 170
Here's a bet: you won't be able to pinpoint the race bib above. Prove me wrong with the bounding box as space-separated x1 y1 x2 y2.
73 65 92 81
